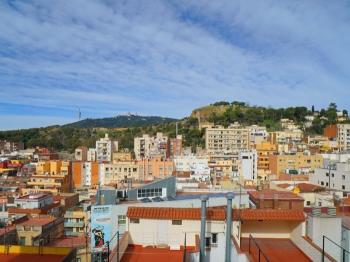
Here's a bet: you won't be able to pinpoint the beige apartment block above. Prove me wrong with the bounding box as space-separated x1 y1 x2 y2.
269 153 323 176
100 161 139 185
337 124 350 151
205 123 249 157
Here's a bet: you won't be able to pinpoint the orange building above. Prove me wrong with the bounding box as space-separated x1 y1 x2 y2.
323 124 337 140
256 141 277 170
72 161 99 188
137 156 174 181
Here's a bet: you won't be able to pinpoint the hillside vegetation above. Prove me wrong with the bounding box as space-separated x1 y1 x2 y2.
0 102 347 153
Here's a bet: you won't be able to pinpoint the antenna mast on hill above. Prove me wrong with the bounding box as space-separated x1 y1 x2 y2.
78 107 81 120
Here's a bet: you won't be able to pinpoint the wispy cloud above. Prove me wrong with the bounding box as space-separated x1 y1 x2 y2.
0 0 349 130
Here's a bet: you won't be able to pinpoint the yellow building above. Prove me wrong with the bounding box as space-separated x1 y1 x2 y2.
64 208 88 236
113 151 133 163
16 217 64 246
36 161 50 175
256 141 277 170
269 153 323 176
100 161 140 185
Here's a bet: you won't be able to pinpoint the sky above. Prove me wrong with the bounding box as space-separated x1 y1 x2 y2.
0 0 350 130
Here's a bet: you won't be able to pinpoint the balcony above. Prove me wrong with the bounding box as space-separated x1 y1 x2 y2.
64 221 85 228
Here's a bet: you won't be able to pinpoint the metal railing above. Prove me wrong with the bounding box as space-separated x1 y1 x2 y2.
248 234 270 262
322 235 350 262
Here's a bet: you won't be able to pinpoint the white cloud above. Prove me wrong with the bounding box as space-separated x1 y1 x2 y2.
0 0 349 129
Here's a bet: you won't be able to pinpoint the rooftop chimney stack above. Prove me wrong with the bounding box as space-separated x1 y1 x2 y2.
200 195 209 262
225 193 234 262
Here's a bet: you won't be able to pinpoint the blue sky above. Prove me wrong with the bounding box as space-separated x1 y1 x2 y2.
0 0 350 130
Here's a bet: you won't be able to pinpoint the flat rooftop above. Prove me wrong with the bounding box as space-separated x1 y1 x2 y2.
240 238 311 262
121 245 193 262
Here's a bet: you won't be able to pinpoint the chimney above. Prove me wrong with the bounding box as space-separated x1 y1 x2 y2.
200 195 209 262
225 193 234 262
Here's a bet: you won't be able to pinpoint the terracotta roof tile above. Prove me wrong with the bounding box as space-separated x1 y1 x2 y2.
249 189 304 201
295 183 324 193
236 209 306 221
127 207 305 222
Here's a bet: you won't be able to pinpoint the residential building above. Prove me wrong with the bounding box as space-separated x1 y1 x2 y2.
0 140 24 154
64 207 88 236
324 124 337 140
112 151 133 163
205 123 249 158
137 156 174 181
237 150 258 181
167 135 183 158
96 133 118 162
337 124 350 151
310 161 350 192
174 155 210 181
72 161 99 188
134 133 169 160
208 159 233 178
256 141 277 170
87 148 97 162
100 161 139 185
16 217 64 246
269 152 323 176
248 189 304 210
248 125 268 148
74 146 88 161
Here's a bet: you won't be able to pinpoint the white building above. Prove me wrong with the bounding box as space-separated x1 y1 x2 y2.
238 150 257 181
87 148 97 162
134 133 168 160
174 155 210 181
337 124 350 151
310 161 350 192
247 125 268 147
96 133 118 162
14 194 53 209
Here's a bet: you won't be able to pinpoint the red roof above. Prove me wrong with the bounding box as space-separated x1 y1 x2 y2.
237 209 306 221
249 189 304 201
18 217 56 226
127 207 306 222
295 183 324 193
127 207 226 220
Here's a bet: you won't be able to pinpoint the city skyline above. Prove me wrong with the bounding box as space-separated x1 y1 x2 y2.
1 0 350 130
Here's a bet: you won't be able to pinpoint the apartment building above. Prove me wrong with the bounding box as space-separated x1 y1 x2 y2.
16 217 64 246
167 135 183 158
112 151 133 163
337 124 350 151
87 148 96 162
269 130 303 145
237 150 258 181
248 125 268 148
269 153 323 176
208 159 233 178
205 123 249 158
72 161 99 188
24 171 73 194
137 156 174 181
74 146 87 161
64 208 88 237
134 133 169 160
96 133 118 162
256 141 277 170
100 161 139 185
174 155 210 176
310 161 350 192
0 140 24 154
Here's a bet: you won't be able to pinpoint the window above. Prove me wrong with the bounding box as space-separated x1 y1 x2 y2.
172 220 182 225
331 173 334 177
130 218 139 224
342 185 346 190
343 175 346 180
118 215 126 225
205 237 211 248
211 233 218 245
326 173 329 177
320 181 324 186
137 188 162 198
306 201 311 206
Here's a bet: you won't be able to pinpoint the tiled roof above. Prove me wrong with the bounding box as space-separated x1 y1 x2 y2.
295 183 324 193
249 189 304 201
236 209 306 221
18 217 56 226
127 207 226 220
127 207 306 222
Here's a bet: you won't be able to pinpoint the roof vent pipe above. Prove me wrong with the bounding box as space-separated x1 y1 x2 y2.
225 193 234 262
200 195 209 262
